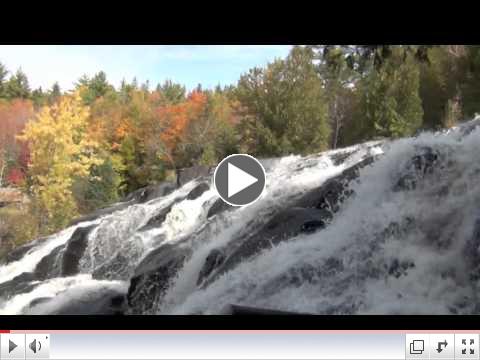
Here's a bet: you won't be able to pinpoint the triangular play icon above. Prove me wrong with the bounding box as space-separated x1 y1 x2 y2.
228 162 258 198
9 340 17 353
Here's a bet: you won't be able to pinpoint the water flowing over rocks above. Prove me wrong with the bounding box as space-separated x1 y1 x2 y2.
3 118 480 314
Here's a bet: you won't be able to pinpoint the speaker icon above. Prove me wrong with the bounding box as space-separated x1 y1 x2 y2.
29 339 42 354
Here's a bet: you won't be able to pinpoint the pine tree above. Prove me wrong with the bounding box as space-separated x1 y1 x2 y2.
31 87 47 107
0 63 8 98
76 71 113 105
356 50 423 139
237 46 330 156
461 45 480 119
419 46 467 129
5 69 31 99
49 82 61 103
157 80 186 104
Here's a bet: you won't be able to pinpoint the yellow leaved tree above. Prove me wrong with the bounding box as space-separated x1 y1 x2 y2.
18 92 102 233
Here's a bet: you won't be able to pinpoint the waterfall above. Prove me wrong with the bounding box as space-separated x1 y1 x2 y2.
2 119 480 314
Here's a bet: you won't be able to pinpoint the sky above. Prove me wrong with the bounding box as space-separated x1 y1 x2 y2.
0 45 292 92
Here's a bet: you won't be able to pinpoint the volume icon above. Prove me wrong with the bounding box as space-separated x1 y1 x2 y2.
29 339 41 354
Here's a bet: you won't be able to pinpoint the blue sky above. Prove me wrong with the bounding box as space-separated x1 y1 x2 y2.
0 45 292 92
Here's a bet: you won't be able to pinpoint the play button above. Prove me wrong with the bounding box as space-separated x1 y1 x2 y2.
214 154 266 206
1 334 25 359
9 340 17 353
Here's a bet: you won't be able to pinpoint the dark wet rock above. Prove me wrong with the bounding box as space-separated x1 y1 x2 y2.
32 287 127 315
460 117 480 137
200 156 379 287
127 243 192 314
301 220 326 233
139 193 191 232
61 225 96 276
197 249 226 286
133 182 178 204
272 258 344 290
177 165 212 187
207 198 234 218
385 259 415 278
227 304 312 315
393 146 440 192
71 181 179 226
69 201 134 226
253 258 347 308
329 150 358 166
34 245 64 280
186 182 210 200
140 203 177 232
202 207 329 287
0 272 38 300
92 252 137 281
27 297 52 308
295 156 375 212
1 236 49 265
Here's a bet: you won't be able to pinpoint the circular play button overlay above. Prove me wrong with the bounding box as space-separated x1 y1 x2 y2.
214 154 266 206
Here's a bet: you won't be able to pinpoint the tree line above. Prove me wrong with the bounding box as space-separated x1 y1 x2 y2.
1 45 480 248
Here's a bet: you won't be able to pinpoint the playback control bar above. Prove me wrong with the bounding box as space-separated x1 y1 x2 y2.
2 331 480 360
0 334 50 359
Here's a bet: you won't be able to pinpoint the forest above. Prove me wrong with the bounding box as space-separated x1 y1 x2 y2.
1 45 480 258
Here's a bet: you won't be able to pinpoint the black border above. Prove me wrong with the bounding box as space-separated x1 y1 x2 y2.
1 7 479 44
0 316 479 330
1 8 480 332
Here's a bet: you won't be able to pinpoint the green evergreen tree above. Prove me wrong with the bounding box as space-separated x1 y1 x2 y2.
77 71 114 105
236 46 330 156
119 78 135 104
31 87 47 107
0 63 8 98
156 80 186 104
50 82 61 98
419 46 467 129
5 69 31 99
461 45 480 118
356 50 423 139
141 80 150 93
72 155 122 213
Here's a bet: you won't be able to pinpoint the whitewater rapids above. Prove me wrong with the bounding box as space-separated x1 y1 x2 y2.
2 119 480 315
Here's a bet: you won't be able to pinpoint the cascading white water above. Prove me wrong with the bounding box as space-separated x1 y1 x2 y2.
164 125 480 315
2 120 480 315
0 181 200 313
156 148 372 314
0 220 99 285
0 274 127 315
78 181 199 279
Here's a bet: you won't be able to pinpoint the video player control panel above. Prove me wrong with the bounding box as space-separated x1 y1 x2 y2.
0 331 479 360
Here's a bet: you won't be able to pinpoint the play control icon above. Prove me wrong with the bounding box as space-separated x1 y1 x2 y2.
1 334 25 359
214 154 266 206
9 340 18 353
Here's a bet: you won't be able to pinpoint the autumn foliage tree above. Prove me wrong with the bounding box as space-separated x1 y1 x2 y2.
0 99 33 186
18 92 102 233
6 45 480 255
156 90 208 167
